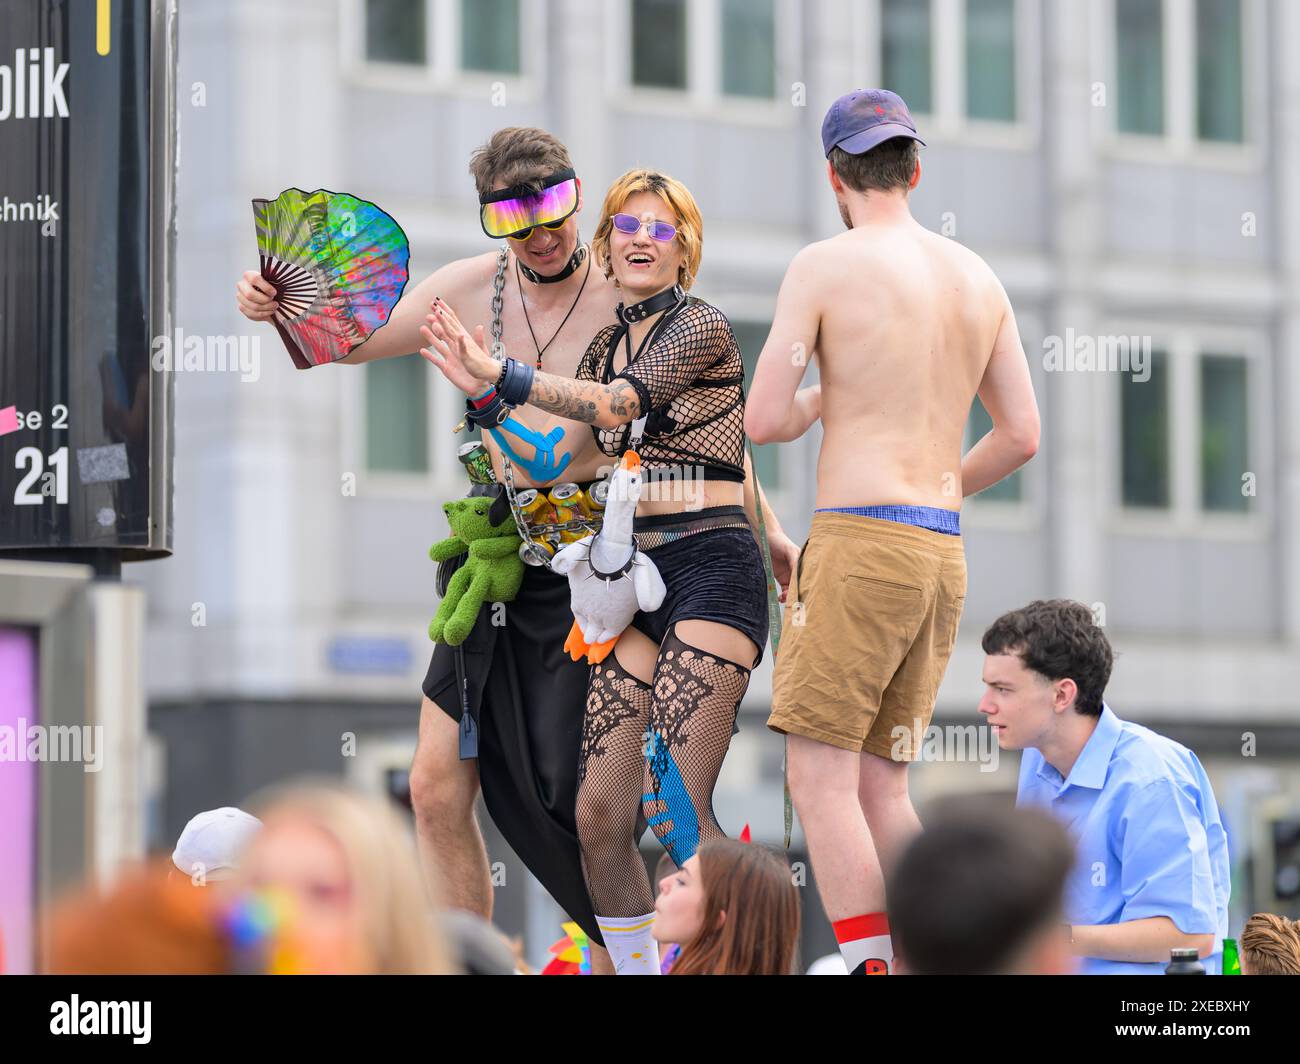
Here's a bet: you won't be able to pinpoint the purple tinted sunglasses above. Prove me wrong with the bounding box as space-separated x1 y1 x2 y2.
611 213 678 242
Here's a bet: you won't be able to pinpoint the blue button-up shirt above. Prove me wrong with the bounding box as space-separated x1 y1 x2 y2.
1016 704 1230 975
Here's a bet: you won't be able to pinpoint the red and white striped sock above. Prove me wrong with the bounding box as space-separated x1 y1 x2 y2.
833 912 893 975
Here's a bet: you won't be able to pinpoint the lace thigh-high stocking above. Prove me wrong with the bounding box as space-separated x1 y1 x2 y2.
574 653 655 918
642 627 753 868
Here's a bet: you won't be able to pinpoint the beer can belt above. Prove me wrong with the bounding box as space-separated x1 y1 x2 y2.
516 481 606 566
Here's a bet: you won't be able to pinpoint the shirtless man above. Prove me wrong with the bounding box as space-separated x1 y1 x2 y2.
237 127 796 974
746 90 1040 975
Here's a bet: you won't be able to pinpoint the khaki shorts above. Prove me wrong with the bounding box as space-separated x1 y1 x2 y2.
767 511 967 760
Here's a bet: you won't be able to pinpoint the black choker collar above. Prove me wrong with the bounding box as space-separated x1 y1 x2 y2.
518 243 588 285
617 283 685 324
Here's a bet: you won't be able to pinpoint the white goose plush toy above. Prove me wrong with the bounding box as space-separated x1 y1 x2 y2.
552 451 666 664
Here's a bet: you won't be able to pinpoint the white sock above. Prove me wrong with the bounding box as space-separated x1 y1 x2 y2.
595 913 661 975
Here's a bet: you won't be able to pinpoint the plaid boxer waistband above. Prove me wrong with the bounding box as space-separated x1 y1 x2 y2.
815 504 961 536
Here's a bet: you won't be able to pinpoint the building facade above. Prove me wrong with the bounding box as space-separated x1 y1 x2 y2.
132 0 1300 964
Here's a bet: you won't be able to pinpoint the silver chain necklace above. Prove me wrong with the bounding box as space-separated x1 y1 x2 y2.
487 247 602 566
489 248 535 552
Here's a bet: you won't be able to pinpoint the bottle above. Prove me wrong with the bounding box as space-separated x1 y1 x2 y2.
1164 947 1206 975
1222 938 1240 975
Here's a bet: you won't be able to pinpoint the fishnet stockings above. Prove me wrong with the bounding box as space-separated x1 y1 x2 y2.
643 629 752 868
574 627 752 918
575 655 655 917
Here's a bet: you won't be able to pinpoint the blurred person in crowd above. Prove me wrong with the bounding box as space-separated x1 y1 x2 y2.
651 839 799 975
234 781 455 974
440 909 522 975
749 88 1039 976
44 860 232 974
168 806 262 887
889 804 1076 975
1239 912 1300 975
982 599 1231 974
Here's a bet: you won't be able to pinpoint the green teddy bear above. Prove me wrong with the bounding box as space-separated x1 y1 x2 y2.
428 492 525 646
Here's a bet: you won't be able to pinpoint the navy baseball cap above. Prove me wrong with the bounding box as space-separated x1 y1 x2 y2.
821 89 926 157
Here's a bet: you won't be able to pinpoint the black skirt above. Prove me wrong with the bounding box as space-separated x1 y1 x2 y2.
423 560 603 947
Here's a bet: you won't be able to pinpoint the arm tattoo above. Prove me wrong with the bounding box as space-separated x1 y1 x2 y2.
609 379 639 419
528 370 642 426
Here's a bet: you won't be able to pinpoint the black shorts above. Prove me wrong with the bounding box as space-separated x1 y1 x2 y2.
628 505 770 669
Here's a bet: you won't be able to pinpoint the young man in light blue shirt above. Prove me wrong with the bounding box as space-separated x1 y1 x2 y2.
979 599 1231 975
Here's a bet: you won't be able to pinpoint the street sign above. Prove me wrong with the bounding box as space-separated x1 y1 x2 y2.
0 0 176 558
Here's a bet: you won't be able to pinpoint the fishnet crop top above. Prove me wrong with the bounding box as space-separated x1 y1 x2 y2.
575 296 747 482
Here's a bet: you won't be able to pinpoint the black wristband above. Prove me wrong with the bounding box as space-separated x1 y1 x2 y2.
498 357 535 407
464 391 510 428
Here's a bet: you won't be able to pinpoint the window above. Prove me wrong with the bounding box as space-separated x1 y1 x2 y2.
734 321 782 492
874 0 1028 134
365 0 426 65
721 0 776 98
1110 0 1247 149
1196 0 1244 143
881 0 932 114
965 397 1023 502
1111 334 1264 527
354 0 529 85
462 0 521 75
1116 0 1164 135
366 355 428 474
1119 349 1170 508
1199 354 1249 512
966 0 1016 122
631 0 688 89
625 0 784 105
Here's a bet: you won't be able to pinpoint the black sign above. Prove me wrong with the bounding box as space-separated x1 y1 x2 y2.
0 0 174 557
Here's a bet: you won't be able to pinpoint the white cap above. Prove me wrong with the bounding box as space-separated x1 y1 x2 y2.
171 807 263 882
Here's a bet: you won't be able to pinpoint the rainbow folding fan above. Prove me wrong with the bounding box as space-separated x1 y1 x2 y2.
541 921 591 976
251 188 410 369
